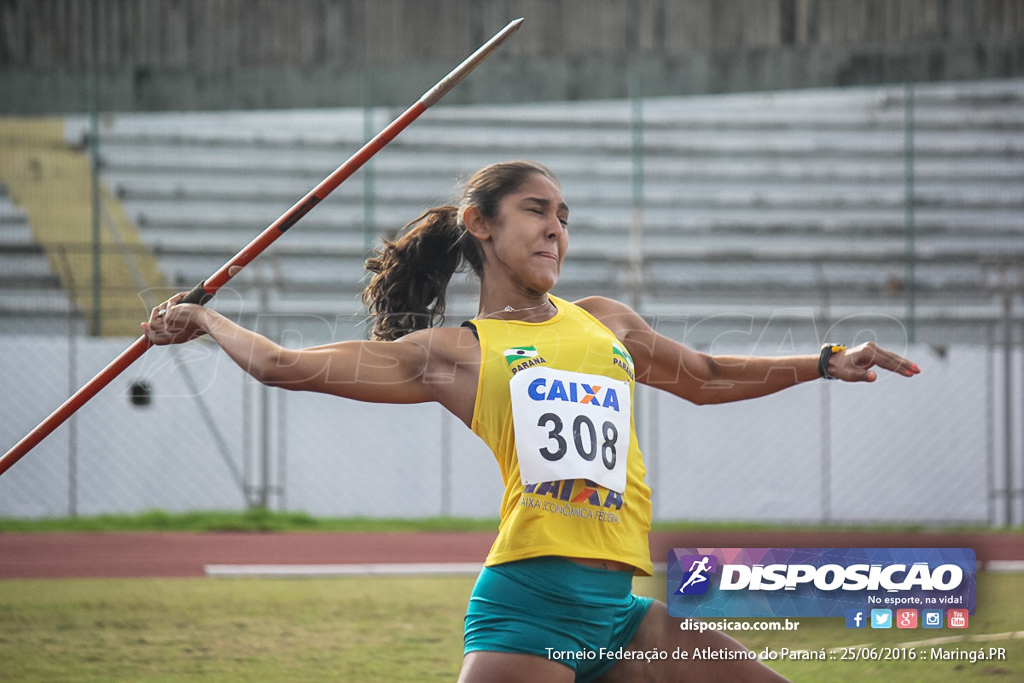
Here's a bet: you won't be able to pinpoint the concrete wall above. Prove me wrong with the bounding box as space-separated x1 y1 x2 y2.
2 0 1023 113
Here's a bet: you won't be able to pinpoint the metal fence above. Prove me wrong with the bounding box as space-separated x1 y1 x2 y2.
1 79 1022 525
0 331 1019 526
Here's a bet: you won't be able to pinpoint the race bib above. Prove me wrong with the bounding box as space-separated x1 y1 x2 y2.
510 366 631 493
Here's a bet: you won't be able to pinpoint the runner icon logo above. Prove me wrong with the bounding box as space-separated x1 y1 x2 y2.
676 555 718 595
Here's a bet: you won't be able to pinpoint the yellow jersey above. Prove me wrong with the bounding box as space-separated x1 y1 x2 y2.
468 295 654 575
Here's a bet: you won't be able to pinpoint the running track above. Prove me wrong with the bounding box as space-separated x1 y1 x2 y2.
2 530 1023 579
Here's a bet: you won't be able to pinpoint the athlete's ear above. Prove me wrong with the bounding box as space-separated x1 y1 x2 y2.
462 205 491 241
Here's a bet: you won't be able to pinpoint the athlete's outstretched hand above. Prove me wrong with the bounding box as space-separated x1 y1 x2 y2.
141 292 209 346
826 342 920 382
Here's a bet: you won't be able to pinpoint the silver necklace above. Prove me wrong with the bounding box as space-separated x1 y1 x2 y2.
503 301 549 313
479 299 553 319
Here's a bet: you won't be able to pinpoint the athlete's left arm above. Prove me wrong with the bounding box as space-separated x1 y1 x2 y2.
576 296 920 405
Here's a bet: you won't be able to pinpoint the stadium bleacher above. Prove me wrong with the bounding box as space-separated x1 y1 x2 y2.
11 78 1024 346
0 184 84 335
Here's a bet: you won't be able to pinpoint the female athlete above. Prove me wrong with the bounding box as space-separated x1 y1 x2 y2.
143 160 920 682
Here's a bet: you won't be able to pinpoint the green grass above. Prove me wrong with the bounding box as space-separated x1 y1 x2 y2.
0 510 502 534
0 576 472 683
1 509 1015 534
2 512 1021 680
1 572 1021 682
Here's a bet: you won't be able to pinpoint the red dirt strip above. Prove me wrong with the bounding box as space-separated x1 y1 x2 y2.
1 530 1022 580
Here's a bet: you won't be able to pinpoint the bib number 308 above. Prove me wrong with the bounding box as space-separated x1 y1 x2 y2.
537 413 618 471
510 367 630 493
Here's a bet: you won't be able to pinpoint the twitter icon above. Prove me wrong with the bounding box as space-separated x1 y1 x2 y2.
871 609 893 629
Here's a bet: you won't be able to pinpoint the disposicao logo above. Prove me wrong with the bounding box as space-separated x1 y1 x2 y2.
667 548 976 619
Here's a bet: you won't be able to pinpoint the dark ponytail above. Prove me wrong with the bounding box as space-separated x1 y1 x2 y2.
362 160 560 341
362 206 481 341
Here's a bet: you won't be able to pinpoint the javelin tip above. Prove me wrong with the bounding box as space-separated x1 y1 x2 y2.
420 18 525 107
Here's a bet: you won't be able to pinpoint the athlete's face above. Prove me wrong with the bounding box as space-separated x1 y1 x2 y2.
480 173 570 294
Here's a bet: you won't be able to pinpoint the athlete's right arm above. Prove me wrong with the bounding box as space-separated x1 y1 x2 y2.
141 293 476 409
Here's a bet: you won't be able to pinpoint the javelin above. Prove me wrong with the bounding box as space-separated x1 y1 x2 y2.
0 18 525 477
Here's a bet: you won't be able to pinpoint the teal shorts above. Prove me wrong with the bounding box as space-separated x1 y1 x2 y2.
464 557 654 682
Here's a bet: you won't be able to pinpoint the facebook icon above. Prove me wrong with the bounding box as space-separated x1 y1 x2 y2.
845 609 867 629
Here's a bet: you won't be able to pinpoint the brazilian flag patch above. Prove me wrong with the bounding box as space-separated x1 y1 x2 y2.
503 346 539 365
612 342 634 369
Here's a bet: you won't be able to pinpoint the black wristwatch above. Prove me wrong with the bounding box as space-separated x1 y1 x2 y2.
818 343 846 380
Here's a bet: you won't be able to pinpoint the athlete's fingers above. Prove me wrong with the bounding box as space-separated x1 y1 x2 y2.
837 342 920 382
868 348 920 377
147 304 165 327
167 291 188 308
147 292 187 327
142 293 204 345
140 319 165 343
853 342 920 376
